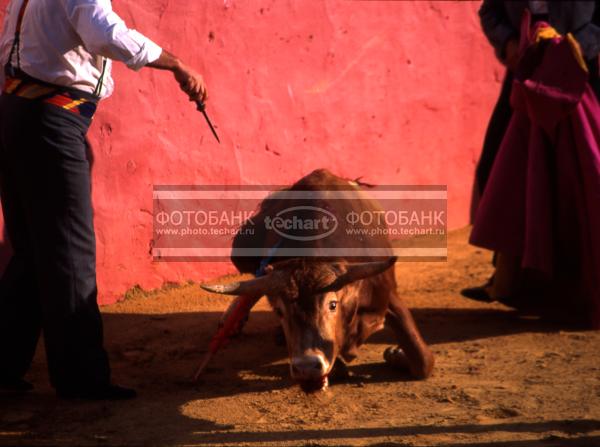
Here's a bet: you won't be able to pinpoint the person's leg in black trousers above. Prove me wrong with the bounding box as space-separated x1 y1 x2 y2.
475 71 514 196
462 71 514 301
30 100 110 393
0 102 42 389
0 94 133 399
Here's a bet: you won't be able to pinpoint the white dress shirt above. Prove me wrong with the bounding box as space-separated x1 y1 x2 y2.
0 0 163 98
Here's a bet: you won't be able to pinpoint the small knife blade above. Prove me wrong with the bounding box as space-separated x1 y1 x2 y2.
195 100 220 144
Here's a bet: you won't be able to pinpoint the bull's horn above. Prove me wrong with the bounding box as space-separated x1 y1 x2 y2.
338 257 397 284
200 275 273 297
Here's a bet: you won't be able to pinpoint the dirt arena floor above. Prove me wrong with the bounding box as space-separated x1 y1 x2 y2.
1 227 599 446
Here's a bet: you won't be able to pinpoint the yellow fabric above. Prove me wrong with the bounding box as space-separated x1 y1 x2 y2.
534 25 561 43
566 33 589 74
63 98 86 110
533 25 588 74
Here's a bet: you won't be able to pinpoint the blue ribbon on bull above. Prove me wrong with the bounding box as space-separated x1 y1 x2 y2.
257 239 282 276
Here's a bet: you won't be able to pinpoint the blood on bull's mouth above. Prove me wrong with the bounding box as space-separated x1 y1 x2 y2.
298 375 329 393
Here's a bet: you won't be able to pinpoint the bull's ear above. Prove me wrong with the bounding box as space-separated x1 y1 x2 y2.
334 257 397 287
200 274 274 297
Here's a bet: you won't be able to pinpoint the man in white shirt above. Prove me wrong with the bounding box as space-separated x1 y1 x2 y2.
0 0 208 400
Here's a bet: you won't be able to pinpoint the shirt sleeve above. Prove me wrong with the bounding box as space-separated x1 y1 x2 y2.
479 0 519 61
572 1 600 62
65 0 162 71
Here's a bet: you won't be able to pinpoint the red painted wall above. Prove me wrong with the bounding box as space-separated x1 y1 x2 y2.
0 0 503 304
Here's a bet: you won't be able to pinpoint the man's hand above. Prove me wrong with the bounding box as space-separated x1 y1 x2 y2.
504 38 520 72
147 50 207 103
173 63 207 103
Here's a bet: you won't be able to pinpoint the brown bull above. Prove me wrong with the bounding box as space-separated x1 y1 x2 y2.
202 169 434 391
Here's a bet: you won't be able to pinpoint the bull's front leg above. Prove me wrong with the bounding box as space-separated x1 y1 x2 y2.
384 293 434 379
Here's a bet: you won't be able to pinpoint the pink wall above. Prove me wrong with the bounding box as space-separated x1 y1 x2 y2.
0 0 503 304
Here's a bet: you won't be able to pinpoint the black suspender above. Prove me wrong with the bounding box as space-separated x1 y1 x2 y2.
5 0 108 97
93 58 107 97
5 0 30 76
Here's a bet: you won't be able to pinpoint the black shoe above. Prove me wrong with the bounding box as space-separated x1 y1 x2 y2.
461 276 495 303
0 378 34 393
57 384 137 401
460 285 493 302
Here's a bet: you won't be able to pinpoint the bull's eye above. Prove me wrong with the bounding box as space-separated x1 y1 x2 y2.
328 300 338 312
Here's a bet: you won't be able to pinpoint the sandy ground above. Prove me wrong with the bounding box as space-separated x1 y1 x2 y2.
1 227 599 447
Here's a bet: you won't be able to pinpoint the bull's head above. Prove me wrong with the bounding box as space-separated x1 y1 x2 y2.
201 257 396 392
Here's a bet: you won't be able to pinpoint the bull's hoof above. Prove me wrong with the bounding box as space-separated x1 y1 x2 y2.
384 346 435 379
383 346 410 370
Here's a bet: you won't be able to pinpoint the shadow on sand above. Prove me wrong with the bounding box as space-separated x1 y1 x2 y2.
0 305 596 446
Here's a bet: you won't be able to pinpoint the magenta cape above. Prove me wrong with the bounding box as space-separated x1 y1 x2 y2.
470 27 600 328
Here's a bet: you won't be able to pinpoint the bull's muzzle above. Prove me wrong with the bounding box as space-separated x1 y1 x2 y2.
290 355 330 392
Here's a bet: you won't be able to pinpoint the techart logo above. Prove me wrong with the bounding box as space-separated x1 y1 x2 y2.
264 206 338 241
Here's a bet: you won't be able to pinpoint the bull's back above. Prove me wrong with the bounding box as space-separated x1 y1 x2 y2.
232 169 393 274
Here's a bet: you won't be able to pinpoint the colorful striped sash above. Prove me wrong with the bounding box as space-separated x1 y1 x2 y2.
3 76 98 119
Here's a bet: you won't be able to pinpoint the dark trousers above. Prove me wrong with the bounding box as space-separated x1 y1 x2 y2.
475 60 600 195
475 72 515 195
0 93 110 391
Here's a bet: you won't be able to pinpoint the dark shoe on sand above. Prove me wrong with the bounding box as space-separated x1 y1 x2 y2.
461 277 494 303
